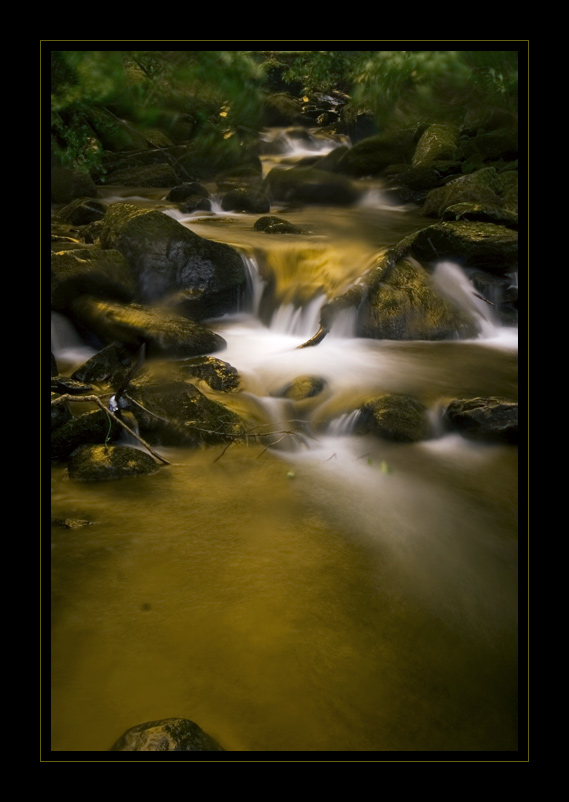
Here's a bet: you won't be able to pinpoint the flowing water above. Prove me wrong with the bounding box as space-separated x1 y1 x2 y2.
50 130 520 755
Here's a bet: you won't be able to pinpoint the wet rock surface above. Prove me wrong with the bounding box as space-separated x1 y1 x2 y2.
110 718 225 751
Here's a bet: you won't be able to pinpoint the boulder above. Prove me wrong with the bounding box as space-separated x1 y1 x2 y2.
262 92 305 126
331 130 417 177
100 203 246 318
179 195 212 213
175 356 240 392
443 396 518 443
221 188 270 214
264 166 361 206
442 203 518 229
51 167 98 204
109 718 225 751
71 341 135 386
254 215 304 234
68 297 227 359
421 167 505 218
125 378 245 447
68 444 161 481
406 221 518 275
53 197 108 226
167 182 210 202
51 409 122 461
355 394 430 442
357 257 478 341
104 163 180 187
50 247 137 314
412 123 459 167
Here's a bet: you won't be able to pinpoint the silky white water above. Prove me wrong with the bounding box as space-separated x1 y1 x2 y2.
51 128 519 755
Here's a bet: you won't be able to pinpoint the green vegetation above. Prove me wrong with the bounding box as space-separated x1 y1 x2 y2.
48 48 520 174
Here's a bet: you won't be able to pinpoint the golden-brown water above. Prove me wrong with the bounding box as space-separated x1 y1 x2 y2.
50 130 520 756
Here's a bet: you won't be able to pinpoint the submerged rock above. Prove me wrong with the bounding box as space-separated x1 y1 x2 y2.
355 394 430 442
254 215 304 234
443 396 518 443
109 718 225 751
273 375 327 401
100 203 246 318
68 444 161 481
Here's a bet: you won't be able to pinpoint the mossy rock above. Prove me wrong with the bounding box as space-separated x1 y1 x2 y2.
51 248 137 313
386 161 461 192
68 444 161 481
443 396 518 443
333 130 417 177
125 378 245 447
175 356 240 392
262 92 305 126
421 168 504 218
51 409 122 461
110 718 225 751
221 188 270 214
53 197 108 226
442 202 518 229
68 297 227 359
273 375 327 401
179 195 212 213
104 163 180 187
100 203 246 317
167 182 209 202
71 341 135 386
412 123 459 167
357 257 478 341
407 221 518 275
51 167 98 204
264 166 361 206
253 215 303 234
356 394 430 442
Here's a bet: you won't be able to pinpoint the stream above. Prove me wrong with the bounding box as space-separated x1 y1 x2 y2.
50 128 519 755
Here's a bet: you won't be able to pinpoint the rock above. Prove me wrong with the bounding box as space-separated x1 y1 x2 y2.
262 92 305 126
51 247 137 314
86 106 150 153
253 216 303 234
355 394 430 442
357 256 478 341
51 518 94 528
178 195 212 213
456 127 518 166
406 221 518 275
443 396 518 443
71 341 135 386
167 182 210 202
51 376 92 395
109 718 225 751
221 188 270 214
68 297 227 359
412 123 459 167
175 356 240 392
273 375 327 401
51 409 122 461
51 393 72 432
332 130 417 177
53 197 108 226
264 166 361 206
385 160 461 193
68 444 161 481
104 163 180 187
442 202 518 229
51 167 98 204
421 167 504 218
100 203 246 318
125 378 245 447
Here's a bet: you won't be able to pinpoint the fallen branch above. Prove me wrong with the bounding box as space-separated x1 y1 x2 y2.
50 393 172 465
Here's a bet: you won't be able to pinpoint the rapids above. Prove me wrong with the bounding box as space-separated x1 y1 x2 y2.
50 128 520 755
